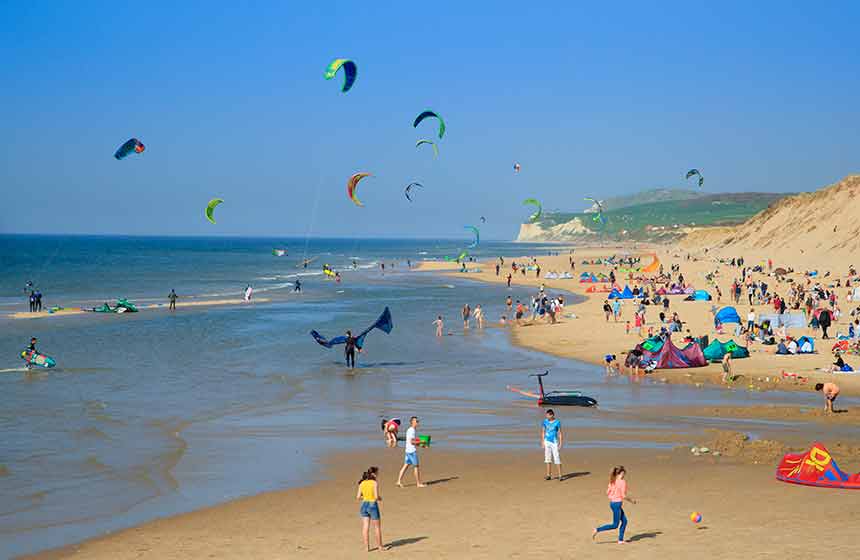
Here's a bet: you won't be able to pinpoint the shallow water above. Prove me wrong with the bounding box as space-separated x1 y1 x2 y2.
0 235 849 557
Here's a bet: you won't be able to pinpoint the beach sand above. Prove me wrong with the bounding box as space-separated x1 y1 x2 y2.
8 298 271 320
420 247 860 398
25 444 860 559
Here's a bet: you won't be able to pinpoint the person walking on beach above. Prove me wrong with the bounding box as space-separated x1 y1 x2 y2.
612 299 621 322
721 351 734 384
345 330 361 369
34 290 43 312
815 382 840 414
592 466 636 544
819 308 832 339
28 291 35 313
433 315 444 337
542 409 563 481
168 289 177 311
462 304 471 330
397 417 425 488
603 300 612 322
515 300 524 325
357 466 389 552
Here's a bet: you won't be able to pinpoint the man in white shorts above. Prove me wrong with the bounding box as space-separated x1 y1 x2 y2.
541 409 563 481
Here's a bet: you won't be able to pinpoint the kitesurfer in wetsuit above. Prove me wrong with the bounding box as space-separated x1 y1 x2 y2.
25 337 37 369
168 289 177 311
345 330 361 369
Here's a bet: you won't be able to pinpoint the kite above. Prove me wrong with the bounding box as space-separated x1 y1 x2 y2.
415 139 439 158
324 58 358 93
686 169 704 188
413 110 445 139
457 251 469 262
776 442 860 489
584 197 607 225
480 216 486 223
310 307 393 349
464 225 480 249
404 182 423 202
523 198 542 223
347 172 371 207
205 198 223 224
114 138 145 160
513 162 521 173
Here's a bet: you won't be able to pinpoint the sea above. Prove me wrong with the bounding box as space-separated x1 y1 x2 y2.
0 235 851 558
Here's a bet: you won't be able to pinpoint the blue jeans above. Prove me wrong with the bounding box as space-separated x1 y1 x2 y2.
596 501 627 541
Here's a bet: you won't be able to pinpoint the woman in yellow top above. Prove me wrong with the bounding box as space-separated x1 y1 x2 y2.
356 467 388 551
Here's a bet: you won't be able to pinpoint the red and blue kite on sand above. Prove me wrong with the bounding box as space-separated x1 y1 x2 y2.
776 442 860 489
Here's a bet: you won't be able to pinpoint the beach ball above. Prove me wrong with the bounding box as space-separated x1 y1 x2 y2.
690 512 702 524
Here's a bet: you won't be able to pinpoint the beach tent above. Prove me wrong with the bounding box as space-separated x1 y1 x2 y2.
642 254 660 273
620 286 634 299
776 442 860 489
759 312 807 329
714 307 742 325
796 336 815 353
685 290 712 301
638 336 707 369
703 339 749 362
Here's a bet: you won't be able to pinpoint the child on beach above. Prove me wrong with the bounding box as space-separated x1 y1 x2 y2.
381 418 401 447
815 382 840 414
357 466 388 551
541 409 563 481
474 304 484 329
433 316 444 337
397 417 426 488
604 354 618 375
592 466 637 544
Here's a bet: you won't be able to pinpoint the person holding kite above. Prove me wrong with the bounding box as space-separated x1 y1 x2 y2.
310 307 394 370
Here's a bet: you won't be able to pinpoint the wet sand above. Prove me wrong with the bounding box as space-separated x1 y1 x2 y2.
8 298 271 320
420 247 860 397
25 445 860 559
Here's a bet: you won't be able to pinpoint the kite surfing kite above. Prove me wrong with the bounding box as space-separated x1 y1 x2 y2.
404 182 423 202
415 139 439 158
686 169 704 188
776 442 860 489
347 172 371 207
523 198 542 223
114 138 145 160
457 250 469 262
205 198 223 224
413 110 445 139
507 372 598 407
513 162 521 173
324 58 357 93
480 216 487 223
584 197 607 226
310 307 393 349
464 225 480 249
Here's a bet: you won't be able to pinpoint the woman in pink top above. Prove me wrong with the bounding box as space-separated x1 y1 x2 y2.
592 466 636 544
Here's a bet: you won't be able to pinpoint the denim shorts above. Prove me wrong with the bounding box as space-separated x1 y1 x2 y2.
405 452 419 466
360 501 380 520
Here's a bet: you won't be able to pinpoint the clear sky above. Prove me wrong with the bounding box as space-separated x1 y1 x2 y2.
1 1 858 239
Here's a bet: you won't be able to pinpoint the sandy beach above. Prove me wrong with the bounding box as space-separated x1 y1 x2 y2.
420 246 860 399
25 444 860 559
8 298 271 320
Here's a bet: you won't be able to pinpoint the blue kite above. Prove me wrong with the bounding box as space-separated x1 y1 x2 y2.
310 307 393 349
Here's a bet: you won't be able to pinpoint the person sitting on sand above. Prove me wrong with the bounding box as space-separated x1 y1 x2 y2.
357 466 389 552
815 382 840 414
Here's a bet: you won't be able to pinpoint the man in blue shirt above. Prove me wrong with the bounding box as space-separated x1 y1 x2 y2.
541 409 564 481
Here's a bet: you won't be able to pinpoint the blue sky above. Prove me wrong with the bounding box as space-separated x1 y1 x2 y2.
1 1 858 239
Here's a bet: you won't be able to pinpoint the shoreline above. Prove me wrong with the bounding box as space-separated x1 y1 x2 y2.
419 248 860 398
7 297 273 320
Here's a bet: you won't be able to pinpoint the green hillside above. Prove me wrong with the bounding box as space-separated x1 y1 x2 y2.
538 192 789 239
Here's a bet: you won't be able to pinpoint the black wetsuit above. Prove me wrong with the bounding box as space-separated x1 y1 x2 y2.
345 336 357 368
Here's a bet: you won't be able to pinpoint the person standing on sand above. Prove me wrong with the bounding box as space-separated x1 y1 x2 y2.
462 304 471 330
815 382 840 414
603 300 612 322
506 273 512 288
168 289 177 311
592 466 636 544
433 315 444 337
612 299 621 322
721 351 734 384
397 417 425 488
357 466 389 552
542 409 563 481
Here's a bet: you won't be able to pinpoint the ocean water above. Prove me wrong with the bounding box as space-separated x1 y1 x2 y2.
0 235 850 557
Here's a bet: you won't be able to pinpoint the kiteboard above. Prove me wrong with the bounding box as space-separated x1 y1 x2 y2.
20 349 56 369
